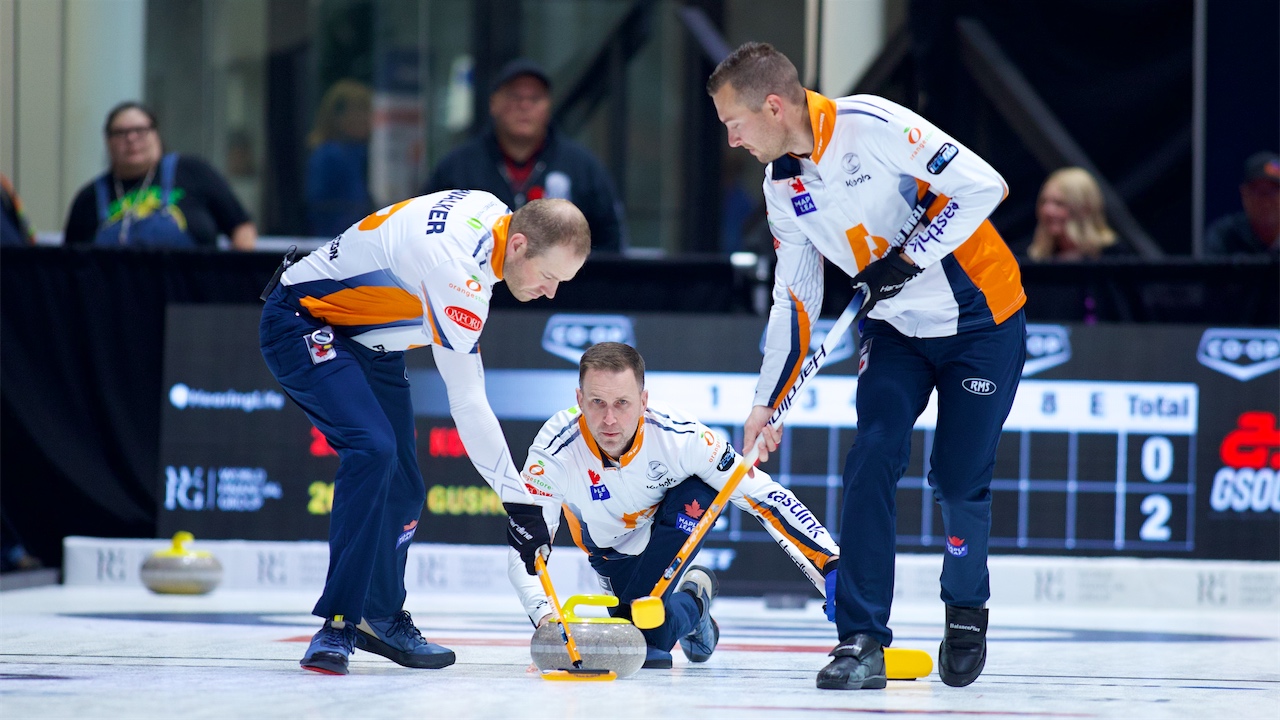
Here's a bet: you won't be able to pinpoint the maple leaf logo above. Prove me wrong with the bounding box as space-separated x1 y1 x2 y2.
684 499 705 519
948 535 965 547
789 178 805 194
588 469 602 485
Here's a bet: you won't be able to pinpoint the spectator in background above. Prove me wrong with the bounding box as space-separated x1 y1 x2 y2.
306 80 375 237
424 58 625 252
1206 152 1280 256
64 101 257 250
1 174 35 246
1026 167 1118 262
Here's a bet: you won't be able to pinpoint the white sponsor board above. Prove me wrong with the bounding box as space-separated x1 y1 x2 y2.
64 537 1277 610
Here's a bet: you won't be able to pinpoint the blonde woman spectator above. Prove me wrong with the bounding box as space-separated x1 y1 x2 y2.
1028 167 1118 261
306 80 374 237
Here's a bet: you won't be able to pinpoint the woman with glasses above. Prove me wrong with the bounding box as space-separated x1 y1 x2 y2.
63 101 257 250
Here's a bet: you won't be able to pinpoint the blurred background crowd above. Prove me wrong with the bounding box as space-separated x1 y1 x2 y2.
1 0 1275 259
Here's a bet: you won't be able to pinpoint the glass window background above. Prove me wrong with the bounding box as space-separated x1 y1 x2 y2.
141 0 809 254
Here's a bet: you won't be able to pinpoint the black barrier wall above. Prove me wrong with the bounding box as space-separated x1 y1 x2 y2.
157 306 1279 596
2 246 1277 569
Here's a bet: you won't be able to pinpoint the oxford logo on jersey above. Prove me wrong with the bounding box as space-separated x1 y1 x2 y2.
1023 324 1072 377
542 314 636 364
963 378 997 395
1197 329 1280 381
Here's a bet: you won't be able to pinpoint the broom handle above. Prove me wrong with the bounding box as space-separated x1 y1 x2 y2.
645 289 865 600
535 554 585 668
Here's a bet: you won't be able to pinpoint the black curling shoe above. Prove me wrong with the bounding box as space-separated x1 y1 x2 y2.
815 634 887 690
938 605 988 687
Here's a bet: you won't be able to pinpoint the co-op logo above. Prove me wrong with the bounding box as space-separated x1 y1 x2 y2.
758 318 854 367
542 314 635 364
169 384 285 412
1022 324 1071 377
1197 329 1280 381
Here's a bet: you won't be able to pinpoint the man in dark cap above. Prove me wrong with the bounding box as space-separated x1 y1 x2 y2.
424 58 625 252
1206 151 1280 256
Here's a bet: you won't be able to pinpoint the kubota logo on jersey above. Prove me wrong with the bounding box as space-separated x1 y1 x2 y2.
1210 411 1280 513
445 306 482 331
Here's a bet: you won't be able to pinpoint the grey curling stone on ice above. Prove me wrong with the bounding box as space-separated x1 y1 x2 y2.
531 595 646 678
140 531 223 594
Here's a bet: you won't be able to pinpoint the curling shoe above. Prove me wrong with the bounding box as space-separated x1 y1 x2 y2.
642 645 673 669
356 610 456 669
815 634 887 690
677 566 720 662
938 604 988 687
300 619 357 675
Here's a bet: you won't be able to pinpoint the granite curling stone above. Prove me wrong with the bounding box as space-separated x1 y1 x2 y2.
140 531 223 595
531 595 646 678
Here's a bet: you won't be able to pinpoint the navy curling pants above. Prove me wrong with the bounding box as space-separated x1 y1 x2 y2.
835 311 1026 646
259 286 426 622
590 478 718 651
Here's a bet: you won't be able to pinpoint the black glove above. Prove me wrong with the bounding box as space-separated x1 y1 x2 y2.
503 502 551 575
851 248 922 321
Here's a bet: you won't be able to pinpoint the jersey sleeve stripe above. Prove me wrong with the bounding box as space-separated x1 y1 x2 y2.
560 505 592 555
745 497 834 570
766 289 811 410
836 108 888 123
422 294 450 349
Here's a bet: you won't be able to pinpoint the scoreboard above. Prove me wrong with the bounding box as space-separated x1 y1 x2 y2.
157 306 1280 590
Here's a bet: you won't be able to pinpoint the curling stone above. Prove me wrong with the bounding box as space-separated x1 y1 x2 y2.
139 531 223 595
531 595 646 678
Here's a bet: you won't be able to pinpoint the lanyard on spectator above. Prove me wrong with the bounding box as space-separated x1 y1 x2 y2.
112 164 157 245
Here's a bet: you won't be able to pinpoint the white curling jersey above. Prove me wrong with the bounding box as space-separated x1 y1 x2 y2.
282 189 512 354
281 189 533 506
507 400 840 623
757 91 1025 409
